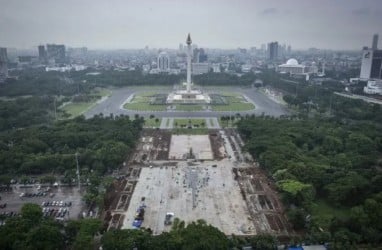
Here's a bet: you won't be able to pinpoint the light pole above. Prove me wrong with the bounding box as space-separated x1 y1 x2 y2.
75 153 81 191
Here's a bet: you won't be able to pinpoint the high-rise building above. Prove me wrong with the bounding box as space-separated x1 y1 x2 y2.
373 34 379 50
268 42 279 61
157 51 170 72
192 48 208 63
198 48 207 63
38 45 47 63
193 48 200 63
0 47 8 82
46 44 66 63
287 45 292 55
360 34 382 80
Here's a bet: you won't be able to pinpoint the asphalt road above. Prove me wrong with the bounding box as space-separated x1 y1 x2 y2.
84 86 289 119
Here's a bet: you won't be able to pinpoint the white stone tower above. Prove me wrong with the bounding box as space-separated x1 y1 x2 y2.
186 33 192 92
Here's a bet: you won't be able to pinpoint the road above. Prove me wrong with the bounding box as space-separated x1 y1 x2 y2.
84 86 289 119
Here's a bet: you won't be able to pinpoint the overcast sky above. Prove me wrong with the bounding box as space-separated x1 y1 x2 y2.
1 0 381 50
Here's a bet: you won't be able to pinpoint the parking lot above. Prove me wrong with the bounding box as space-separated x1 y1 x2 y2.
0 184 85 222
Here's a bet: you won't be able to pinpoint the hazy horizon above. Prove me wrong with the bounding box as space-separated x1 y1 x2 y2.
1 0 382 50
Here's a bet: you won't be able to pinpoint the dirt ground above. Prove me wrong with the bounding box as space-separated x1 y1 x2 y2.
169 135 213 160
102 128 293 238
121 160 255 235
234 167 292 235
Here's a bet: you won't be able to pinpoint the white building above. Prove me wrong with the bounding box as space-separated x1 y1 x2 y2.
364 79 382 95
157 51 170 72
278 58 306 74
241 64 252 73
192 62 210 75
212 63 221 73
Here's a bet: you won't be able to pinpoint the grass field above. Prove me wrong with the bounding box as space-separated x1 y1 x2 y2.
174 118 206 128
61 102 96 118
60 88 112 118
175 105 204 111
123 91 254 112
212 102 255 111
124 92 167 111
124 102 167 111
172 128 209 135
144 118 161 128
219 117 239 127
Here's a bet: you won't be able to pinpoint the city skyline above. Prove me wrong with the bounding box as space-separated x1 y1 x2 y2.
0 0 382 50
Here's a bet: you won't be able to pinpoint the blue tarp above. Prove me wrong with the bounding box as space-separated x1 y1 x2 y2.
132 219 143 228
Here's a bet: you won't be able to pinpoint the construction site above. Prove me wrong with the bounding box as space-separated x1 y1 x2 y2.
101 128 293 237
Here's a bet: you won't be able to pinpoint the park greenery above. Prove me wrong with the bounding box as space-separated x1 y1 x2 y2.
2 67 382 248
0 203 103 250
0 206 278 250
0 115 143 177
235 70 382 247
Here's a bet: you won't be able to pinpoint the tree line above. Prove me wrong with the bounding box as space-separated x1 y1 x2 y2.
0 205 279 250
237 114 382 248
0 115 143 177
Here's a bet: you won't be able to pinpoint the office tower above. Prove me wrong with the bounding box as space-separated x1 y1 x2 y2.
268 42 279 61
193 48 200 63
198 48 207 63
0 48 8 82
157 51 170 72
46 44 66 63
38 45 47 63
373 34 379 50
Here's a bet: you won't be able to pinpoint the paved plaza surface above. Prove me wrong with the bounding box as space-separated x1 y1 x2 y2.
84 86 288 118
169 135 213 160
122 160 255 235
105 131 292 237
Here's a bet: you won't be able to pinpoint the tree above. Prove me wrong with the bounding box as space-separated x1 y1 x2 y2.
25 224 63 250
101 229 151 250
179 220 229 250
250 234 277 250
21 203 43 225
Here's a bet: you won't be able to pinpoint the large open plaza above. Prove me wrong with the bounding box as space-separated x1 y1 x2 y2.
122 161 255 235
103 129 292 237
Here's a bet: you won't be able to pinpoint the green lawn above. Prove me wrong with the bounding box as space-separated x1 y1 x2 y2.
124 92 167 111
212 102 255 111
144 118 161 128
95 88 112 97
124 102 167 111
175 105 204 111
123 91 254 112
174 119 206 128
59 88 112 119
310 199 351 229
172 128 209 135
219 117 239 127
61 102 95 118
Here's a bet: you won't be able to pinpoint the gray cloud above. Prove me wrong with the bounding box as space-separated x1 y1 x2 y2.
260 7 278 15
352 7 371 16
0 0 381 50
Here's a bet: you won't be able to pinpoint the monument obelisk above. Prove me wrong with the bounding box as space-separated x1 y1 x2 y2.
186 33 192 92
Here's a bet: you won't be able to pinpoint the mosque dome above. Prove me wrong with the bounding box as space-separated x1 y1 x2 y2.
286 58 299 65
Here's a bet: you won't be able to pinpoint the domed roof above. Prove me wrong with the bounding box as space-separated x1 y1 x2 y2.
286 58 299 65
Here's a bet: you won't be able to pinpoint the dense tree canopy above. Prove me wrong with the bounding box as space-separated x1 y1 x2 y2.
237 115 382 246
0 115 143 176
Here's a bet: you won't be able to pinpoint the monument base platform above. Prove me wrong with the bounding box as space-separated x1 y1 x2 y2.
166 90 211 104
